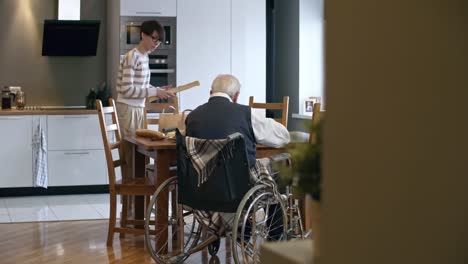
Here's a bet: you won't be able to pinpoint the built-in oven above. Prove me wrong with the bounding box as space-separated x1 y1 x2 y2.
148 54 175 88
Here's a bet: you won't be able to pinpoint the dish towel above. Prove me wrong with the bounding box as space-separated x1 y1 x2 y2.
32 116 48 188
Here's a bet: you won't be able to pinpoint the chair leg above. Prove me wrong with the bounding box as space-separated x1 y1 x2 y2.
120 195 128 238
107 193 117 246
145 195 150 217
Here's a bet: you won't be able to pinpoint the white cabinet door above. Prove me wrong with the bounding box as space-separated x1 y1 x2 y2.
0 116 33 188
177 0 231 110
48 115 103 151
231 0 266 105
121 0 177 17
48 150 107 186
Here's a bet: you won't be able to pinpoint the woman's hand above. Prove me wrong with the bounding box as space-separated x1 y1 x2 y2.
157 85 175 99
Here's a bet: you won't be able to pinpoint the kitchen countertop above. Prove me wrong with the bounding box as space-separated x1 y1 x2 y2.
0 109 97 115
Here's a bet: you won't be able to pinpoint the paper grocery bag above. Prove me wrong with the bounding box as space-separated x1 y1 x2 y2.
158 109 192 132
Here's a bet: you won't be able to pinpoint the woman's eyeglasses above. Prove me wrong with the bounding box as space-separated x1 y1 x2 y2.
147 33 161 43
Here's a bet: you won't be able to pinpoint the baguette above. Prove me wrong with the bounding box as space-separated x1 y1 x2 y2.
135 129 165 140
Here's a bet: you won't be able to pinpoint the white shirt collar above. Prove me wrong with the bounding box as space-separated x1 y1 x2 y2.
210 92 232 102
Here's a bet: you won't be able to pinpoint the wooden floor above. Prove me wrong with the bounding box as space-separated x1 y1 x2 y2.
0 220 231 264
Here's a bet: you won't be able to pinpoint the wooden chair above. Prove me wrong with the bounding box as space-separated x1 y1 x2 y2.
143 96 180 177
143 96 179 129
96 98 157 246
249 96 289 127
309 102 324 144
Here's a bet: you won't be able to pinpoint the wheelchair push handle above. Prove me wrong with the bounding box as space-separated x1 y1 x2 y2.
162 126 177 133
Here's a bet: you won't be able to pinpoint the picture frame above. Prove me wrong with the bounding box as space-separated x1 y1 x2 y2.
303 96 321 115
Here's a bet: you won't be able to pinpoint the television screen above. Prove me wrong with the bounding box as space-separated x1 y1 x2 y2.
42 20 100 56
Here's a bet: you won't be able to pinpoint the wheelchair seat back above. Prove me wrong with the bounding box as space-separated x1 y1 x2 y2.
176 130 252 212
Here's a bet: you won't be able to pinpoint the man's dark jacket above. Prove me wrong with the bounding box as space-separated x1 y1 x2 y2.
185 96 257 167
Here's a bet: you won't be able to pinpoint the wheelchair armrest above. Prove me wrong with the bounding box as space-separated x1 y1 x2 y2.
227 132 244 141
269 153 291 163
268 153 292 170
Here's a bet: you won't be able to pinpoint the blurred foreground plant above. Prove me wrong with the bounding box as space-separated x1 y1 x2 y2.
278 120 322 201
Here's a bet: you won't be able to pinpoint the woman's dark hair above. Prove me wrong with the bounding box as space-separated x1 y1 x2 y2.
140 20 164 41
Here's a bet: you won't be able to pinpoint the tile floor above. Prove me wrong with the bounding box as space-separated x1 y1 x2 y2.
0 194 120 223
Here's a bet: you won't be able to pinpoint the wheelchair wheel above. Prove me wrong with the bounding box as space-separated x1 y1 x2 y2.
145 176 202 263
231 184 288 263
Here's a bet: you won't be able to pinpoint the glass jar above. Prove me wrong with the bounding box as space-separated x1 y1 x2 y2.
15 91 25 110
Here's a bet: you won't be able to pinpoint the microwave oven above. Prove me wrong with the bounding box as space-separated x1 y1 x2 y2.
120 16 176 53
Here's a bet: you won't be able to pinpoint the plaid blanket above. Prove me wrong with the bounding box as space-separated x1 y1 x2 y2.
185 134 275 187
251 158 274 183
185 136 234 187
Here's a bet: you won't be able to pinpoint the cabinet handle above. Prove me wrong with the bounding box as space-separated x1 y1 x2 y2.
0 116 26 120
136 11 162 15
64 152 90 155
64 116 90 119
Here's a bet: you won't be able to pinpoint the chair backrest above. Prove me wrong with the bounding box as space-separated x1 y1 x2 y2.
96 99 124 191
144 96 179 128
176 131 252 213
249 96 289 127
310 102 324 144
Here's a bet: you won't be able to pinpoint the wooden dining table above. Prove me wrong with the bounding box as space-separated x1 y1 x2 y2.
125 135 287 251
125 135 287 218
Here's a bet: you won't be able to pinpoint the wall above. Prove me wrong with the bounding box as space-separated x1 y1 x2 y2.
273 0 301 129
322 0 468 263
299 0 324 110
0 0 106 106
273 0 323 132
107 0 119 98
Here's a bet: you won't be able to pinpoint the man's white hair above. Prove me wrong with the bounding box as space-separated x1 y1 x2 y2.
211 74 241 98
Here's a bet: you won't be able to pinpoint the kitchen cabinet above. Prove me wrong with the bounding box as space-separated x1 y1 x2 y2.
48 150 107 186
177 0 231 111
0 116 33 188
231 0 266 105
48 115 103 150
176 0 266 110
47 114 107 187
120 0 176 17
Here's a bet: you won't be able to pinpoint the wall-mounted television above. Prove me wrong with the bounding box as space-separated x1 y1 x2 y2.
42 20 100 56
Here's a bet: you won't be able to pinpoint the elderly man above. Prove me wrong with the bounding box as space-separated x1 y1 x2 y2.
185 74 290 173
185 74 289 244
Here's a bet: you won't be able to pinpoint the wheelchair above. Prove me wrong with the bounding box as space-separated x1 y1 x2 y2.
144 131 308 263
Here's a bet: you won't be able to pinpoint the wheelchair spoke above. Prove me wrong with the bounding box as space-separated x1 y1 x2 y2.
145 177 202 264
233 185 287 263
